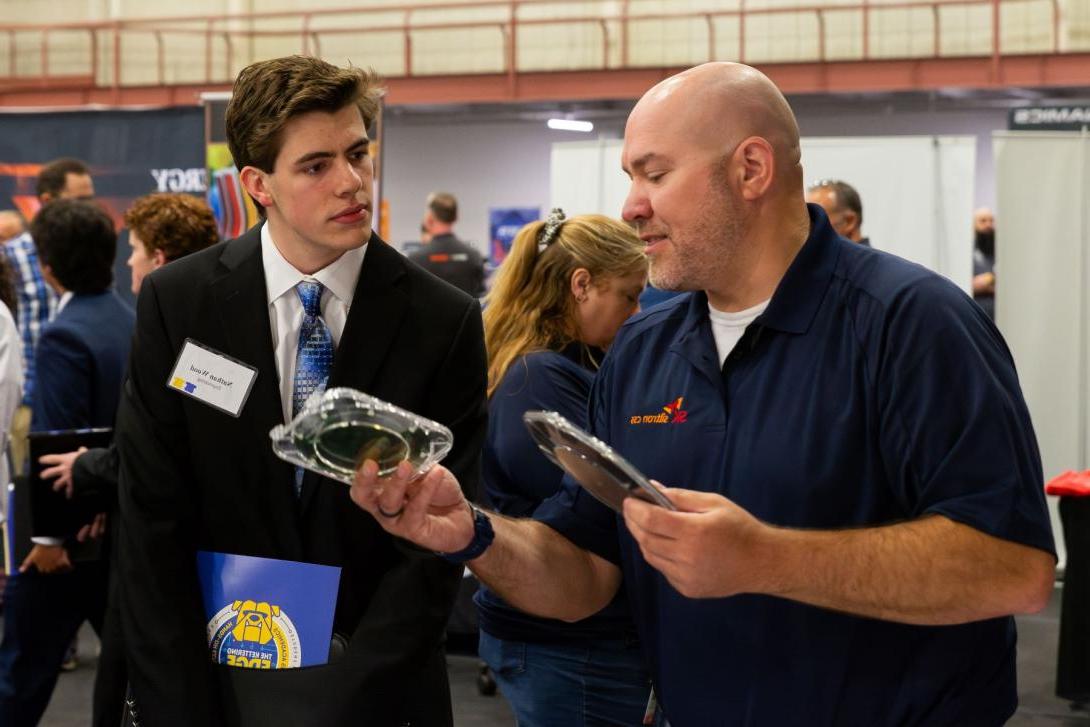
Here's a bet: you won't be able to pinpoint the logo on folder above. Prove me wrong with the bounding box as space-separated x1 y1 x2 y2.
207 599 302 669
170 377 197 394
197 551 341 670
629 397 688 425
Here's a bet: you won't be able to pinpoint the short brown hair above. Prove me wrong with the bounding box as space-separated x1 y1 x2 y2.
427 192 458 224
37 158 89 199
225 56 384 175
124 193 219 262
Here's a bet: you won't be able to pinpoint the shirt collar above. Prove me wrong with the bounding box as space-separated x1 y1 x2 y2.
673 203 842 347
260 222 368 307
56 290 74 313
753 203 841 335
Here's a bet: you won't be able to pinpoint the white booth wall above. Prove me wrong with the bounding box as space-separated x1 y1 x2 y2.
381 118 625 251
994 131 1090 568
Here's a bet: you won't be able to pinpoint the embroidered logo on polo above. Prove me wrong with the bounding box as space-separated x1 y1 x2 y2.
207 599 301 669
629 397 688 425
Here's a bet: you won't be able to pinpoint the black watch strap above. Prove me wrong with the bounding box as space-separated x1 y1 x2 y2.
438 504 495 564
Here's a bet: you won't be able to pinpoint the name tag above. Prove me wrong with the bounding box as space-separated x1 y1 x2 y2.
167 339 258 417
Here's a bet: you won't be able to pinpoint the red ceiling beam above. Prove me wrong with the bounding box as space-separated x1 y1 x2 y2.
764 54 1090 95
1 54 1088 109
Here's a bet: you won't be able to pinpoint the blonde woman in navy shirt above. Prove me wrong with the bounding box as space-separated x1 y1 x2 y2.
477 211 649 726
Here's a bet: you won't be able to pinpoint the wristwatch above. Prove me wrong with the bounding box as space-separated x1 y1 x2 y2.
438 503 495 563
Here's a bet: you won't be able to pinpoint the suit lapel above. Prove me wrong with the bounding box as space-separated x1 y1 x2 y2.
299 236 409 513
209 225 303 555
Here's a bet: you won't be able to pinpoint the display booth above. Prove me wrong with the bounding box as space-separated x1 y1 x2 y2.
994 130 1090 568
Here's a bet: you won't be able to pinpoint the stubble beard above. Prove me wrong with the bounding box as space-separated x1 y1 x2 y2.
648 184 745 293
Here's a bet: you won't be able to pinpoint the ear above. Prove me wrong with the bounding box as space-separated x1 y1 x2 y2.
733 136 775 201
570 267 592 302
152 249 168 269
239 165 274 209
841 210 860 234
39 263 59 292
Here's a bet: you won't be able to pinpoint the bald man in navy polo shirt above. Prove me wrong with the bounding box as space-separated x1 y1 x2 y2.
351 62 1055 727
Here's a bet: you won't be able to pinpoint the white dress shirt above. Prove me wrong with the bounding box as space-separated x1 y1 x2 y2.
261 223 367 424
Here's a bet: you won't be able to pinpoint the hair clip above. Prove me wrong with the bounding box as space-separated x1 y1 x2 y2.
536 208 566 253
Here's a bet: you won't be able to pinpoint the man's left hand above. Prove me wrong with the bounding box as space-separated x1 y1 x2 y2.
39 447 87 499
622 485 772 599
76 513 107 542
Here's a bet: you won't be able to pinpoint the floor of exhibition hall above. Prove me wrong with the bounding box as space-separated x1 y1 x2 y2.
23 582 1088 726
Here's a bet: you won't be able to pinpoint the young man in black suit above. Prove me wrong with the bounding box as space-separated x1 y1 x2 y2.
115 56 487 727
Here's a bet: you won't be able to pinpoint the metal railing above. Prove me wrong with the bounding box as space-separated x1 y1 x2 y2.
0 0 1074 92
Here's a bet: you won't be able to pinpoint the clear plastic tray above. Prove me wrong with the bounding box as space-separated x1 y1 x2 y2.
270 388 453 484
522 410 676 512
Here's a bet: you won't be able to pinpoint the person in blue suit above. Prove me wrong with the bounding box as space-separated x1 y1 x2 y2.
35 192 220 727
476 210 650 726
0 199 134 726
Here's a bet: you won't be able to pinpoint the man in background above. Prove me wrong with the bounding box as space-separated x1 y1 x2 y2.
37 192 220 727
1 158 95 475
0 199 133 727
806 179 870 247
972 207 996 320
409 192 486 297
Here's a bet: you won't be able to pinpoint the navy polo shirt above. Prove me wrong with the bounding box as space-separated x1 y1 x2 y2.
536 205 1054 726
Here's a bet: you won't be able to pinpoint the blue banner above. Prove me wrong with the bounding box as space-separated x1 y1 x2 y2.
489 207 539 264
197 551 341 669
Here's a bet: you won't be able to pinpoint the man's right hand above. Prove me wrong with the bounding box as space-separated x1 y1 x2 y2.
19 544 73 574
349 460 476 554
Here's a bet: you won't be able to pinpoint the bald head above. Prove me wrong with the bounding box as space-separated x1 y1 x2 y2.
626 62 802 186
0 211 24 242
620 63 812 311
973 207 994 234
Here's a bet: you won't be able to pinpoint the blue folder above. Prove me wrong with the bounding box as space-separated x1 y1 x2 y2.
196 551 341 669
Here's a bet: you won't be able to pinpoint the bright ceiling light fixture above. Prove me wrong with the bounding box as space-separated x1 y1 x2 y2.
547 118 594 132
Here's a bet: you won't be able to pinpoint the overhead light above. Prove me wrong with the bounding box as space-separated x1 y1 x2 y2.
547 118 594 132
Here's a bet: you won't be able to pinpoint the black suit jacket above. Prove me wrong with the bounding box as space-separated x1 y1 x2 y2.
115 226 487 727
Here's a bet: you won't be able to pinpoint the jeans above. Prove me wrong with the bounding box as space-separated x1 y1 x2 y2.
479 630 650 727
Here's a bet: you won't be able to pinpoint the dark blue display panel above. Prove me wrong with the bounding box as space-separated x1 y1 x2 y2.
0 107 205 305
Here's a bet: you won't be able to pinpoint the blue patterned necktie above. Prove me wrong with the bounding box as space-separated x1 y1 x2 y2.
292 280 334 496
